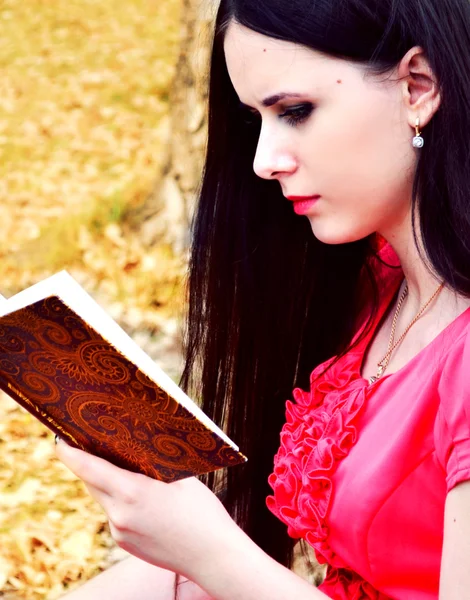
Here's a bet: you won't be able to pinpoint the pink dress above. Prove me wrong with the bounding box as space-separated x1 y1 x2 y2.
267 245 470 599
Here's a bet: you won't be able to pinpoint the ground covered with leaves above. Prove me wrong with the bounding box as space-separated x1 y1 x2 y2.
0 0 186 597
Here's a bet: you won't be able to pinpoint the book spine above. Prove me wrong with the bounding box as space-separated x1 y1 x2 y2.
0 377 85 450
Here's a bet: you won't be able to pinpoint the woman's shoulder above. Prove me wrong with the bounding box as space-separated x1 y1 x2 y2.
437 305 470 382
435 306 470 491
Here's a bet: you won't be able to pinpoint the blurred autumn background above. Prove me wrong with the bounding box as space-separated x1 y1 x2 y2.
0 0 212 597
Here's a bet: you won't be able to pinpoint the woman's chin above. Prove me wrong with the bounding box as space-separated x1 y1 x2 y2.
307 219 366 245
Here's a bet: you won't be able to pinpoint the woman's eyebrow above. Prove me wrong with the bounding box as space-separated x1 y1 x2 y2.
261 92 303 107
240 92 304 110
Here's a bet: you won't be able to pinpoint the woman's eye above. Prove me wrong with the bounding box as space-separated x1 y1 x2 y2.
238 102 314 127
280 103 314 127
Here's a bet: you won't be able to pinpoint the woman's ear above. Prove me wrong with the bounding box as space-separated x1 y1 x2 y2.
398 46 441 129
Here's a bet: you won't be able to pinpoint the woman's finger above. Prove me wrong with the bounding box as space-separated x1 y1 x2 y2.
54 438 131 497
83 481 114 510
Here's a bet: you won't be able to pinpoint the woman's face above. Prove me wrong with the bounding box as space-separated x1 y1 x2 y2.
224 22 418 245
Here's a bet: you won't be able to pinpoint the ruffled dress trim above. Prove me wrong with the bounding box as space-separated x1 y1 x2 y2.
320 567 392 599
266 246 402 599
266 354 368 567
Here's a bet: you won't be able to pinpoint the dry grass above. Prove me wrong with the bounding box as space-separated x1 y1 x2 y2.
0 395 114 599
0 0 187 597
0 0 184 305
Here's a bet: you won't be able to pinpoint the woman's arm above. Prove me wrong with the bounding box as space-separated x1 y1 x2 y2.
55 440 328 600
58 529 326 600
186 528 327 600
440 480 470 599
58 554 211 600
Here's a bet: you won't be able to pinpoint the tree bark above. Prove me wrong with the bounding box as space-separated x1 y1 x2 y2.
136 0 215 254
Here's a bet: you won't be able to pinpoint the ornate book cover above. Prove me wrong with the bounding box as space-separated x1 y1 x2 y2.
0 274 247 483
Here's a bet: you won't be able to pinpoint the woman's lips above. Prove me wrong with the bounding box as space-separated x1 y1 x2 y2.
286 195 321 215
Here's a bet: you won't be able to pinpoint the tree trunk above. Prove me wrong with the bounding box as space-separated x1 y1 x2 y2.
137 0 215 254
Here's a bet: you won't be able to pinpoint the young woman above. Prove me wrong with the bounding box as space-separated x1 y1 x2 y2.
56 0 470 598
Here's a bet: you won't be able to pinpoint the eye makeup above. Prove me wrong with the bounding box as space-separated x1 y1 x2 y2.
239 101 314 127
279 103 314 127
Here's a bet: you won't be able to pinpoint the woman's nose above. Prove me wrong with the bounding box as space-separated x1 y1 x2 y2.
253 130 297 180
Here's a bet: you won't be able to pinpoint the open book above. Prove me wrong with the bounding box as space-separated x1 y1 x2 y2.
0 272 247 482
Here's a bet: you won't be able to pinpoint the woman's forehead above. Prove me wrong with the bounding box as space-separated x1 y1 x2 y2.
223 22 357 102
224 22 321 67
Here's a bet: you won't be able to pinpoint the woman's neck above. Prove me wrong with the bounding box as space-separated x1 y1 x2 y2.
380 215 470 319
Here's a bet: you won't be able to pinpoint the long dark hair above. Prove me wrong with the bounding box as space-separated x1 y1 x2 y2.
180 0 470 572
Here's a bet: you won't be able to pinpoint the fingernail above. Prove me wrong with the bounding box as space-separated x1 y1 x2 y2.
54 434 60 445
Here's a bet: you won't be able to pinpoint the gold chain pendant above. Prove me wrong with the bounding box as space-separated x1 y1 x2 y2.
368 364 384 385
367 281 444 386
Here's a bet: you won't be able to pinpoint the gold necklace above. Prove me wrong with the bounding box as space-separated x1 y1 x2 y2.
368 280 445 385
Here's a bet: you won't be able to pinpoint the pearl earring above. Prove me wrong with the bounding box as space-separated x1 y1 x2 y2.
412 117 424 148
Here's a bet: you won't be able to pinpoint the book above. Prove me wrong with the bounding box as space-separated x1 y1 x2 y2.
0 272 247 483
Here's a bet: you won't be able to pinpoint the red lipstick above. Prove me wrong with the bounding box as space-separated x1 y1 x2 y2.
286 195 321 215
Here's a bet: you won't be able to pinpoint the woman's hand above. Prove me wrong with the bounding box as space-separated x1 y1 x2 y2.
55 441 327 600
54 439 241 582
